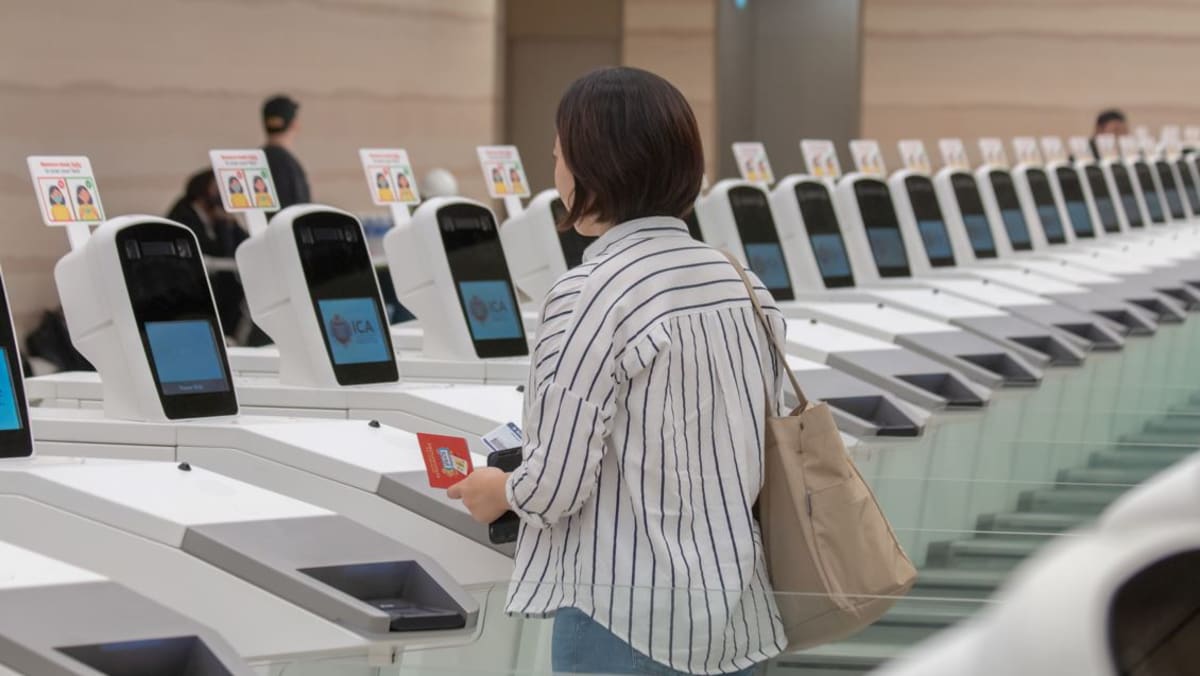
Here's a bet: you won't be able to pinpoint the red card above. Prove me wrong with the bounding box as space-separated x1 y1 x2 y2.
417 433 474 488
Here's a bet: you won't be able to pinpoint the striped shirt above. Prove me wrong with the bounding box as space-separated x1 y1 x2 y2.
504 216 789 674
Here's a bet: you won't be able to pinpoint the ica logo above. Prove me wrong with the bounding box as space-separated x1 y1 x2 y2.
329 313 376 346
469 295 510 323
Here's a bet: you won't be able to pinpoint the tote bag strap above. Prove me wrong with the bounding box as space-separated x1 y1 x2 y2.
719 250 809 410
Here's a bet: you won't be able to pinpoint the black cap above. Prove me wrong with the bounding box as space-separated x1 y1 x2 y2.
262 94 299 134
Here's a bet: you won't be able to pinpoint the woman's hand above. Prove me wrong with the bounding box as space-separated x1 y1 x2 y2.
447 467 512 524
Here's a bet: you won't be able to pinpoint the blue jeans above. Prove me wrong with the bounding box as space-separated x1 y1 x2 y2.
551 607 759 675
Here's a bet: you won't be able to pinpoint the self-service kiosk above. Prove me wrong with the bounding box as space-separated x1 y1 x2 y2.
831 173 1088 366
703 178 1041 393
498 189 590 304
26 215 516 582
0 541 253 675
888 166 1126 350
0 257 479 661
966 163 1159 335
1007 159 1189 321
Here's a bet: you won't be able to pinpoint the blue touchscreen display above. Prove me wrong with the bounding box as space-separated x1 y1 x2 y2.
144 320 230 396
317 297 392 365
458 281 523 341
744 243 792 291
962 214 996 254
0 348 20 431
1000 208 1031 248
866 228 908 270
1065 201 1094 237
1037 205 1066 242
1094 196 1119 233
916 219 953 262
808 233 851 280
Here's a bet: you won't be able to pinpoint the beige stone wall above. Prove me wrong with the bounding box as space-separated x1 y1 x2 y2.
861 0 1200 167
622 0 719 180
0 0 500 337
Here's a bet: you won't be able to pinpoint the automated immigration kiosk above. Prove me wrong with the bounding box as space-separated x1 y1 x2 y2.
0 258 478 661
502 187 940 437
26 215 514 581
887 162 1125 351
887 159 1134 347
751 176 1046 389
0 541 252 675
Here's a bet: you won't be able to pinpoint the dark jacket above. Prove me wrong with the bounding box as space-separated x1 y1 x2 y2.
263 144 311 209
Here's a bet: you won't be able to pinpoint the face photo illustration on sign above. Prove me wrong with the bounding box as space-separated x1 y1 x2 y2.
209 149 279 213
358 149 422 206
26 156 106 227
477 146 531 199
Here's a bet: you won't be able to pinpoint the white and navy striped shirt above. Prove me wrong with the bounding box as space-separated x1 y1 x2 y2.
504 216 789 674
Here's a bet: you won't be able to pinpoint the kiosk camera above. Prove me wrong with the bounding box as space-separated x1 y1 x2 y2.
696 178 992 413
834 173 1086 367
0 541 252 675
55 217 238 422
386 198 529 361
768 174 1044 388
237 205 399 388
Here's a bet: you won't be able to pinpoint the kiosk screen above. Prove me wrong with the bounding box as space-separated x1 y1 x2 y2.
1134 162 1166 223
552 197 594 270
794 181 855 288
437 203 529 358
1026 169 1067 244
904 176 955 267
730 186 794 300
294 211 398 384
119 223 237 419
0 273 31 457
951 173 997 259
1056 167 1096 238
1175 159 1200 214
855 180 911 278
989 170 1033 250
1110 165 1144 228
1084 166 1120 233
1154 161 1186 219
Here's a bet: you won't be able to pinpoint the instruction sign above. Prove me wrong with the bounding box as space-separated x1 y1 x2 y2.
1160 126 1182 159
1068 136 1093 162
209 149 279 212
938 138 970 171
801 140 842 179
1012 137 1043 166
1039 136 1068 164
1095 134 1119 162
1184 126 1200 146
898 140 933 174
849 139 886 177
26 156 105 226
1118 135 1142 160
978 138 1009 168
360 149 420 206
732 142 775 185
477 146 530 199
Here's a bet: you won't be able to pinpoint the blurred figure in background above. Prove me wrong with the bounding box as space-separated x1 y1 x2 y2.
261 94 310 209
166 169 247 338
1090 108 1128 159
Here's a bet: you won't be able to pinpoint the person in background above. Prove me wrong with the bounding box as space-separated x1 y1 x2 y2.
1090 109 1129 159
167 170 247 336
261 94 310 209
448 66 785 675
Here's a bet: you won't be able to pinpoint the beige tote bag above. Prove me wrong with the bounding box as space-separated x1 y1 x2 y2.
724 252 917 651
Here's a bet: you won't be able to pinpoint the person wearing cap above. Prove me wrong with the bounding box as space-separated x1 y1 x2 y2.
261 94 311 209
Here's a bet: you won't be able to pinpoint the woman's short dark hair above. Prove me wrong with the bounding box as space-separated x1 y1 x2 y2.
556 67 704 230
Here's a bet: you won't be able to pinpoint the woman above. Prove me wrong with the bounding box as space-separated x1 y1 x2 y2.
75 185 100 221
252 175 273 208
47 185 72 221
227 176 249 208
449 67 787 675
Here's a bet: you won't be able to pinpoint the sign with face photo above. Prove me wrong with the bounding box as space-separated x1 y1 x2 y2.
898 140 932 174
477 146 531 199
849 139 887 177
801 139 842 179
209 149 279 212
1011 137 1043 167
359 148 421 206
26 156 106 227
938 138 970 170
977 138 1009 169
732 142 775 185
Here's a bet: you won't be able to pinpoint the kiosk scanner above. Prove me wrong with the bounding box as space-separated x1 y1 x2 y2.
0 541 252 675
891 166 1126 350
1007 160 1189 321
696 178 1008 408
17 220 479 641
832 173 1088 367
763 176 1044 389
29 213 517 578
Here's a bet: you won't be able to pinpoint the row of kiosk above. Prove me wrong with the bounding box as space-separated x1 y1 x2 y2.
2 131 1198 673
